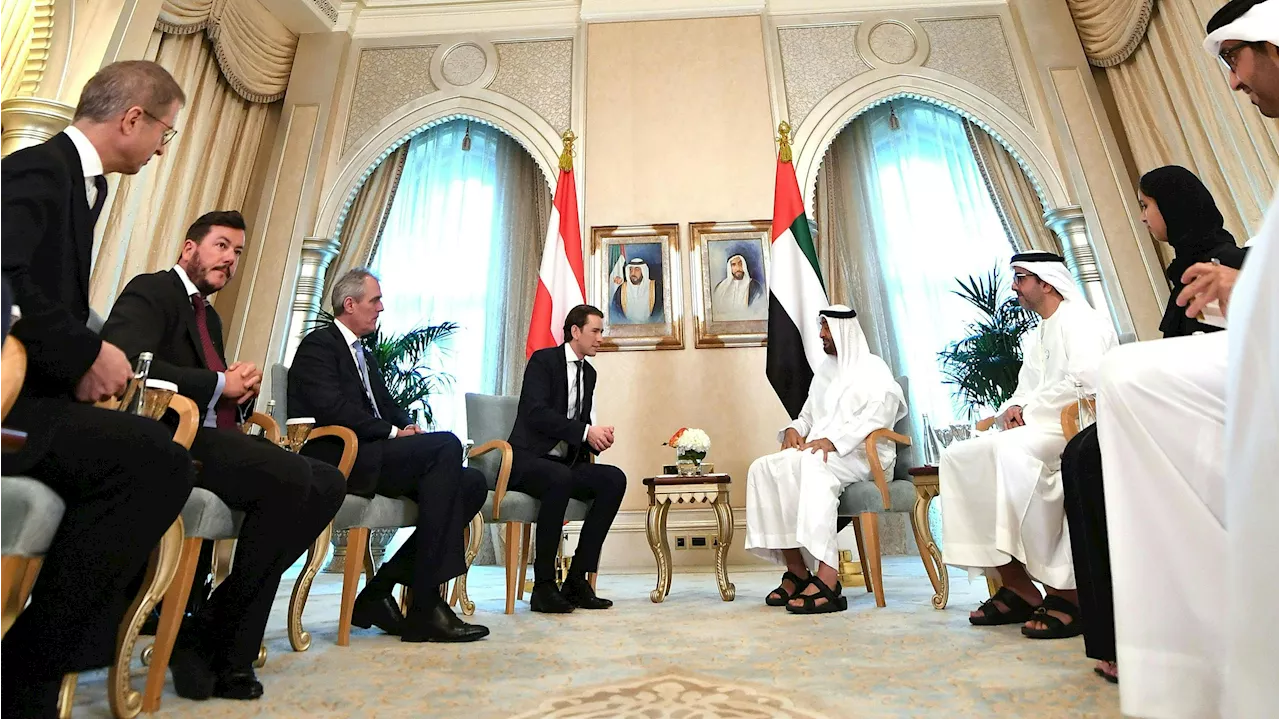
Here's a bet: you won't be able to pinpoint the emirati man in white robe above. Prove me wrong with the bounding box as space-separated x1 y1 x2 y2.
1097 2 1279 717
940 252 1117 638
746 305 905 615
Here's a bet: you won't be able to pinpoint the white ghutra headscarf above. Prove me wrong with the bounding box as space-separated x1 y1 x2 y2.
1203 0 1280 54
816 305 907 425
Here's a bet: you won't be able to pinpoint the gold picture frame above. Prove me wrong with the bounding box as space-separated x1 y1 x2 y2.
689 220 772 348
591 224 684 351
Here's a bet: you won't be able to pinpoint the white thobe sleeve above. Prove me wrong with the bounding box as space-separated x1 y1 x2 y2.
816 392 901 457
1016 316 1114 416
779 392 816 441
998 333 1041 414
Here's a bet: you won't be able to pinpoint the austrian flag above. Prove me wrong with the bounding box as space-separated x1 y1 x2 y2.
526 132 586 357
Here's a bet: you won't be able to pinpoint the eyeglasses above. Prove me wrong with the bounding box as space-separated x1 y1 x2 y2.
1218 41 1257 72
142 109 178 145
1012 273 1033 282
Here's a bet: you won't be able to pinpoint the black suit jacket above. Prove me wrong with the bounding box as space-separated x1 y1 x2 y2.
1 133 103 399
100 269 251 422
1 134 109 474
288 323 413 496
508 344 597 461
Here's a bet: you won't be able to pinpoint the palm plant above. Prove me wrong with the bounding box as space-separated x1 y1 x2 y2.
936 267 1039 419
307 310 459 427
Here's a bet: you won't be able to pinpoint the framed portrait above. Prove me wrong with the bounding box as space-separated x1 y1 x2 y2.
591 224 683 351
689 220 771 348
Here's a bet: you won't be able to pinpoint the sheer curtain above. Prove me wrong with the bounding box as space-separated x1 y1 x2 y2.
829 99 1019 440
370 119 548 434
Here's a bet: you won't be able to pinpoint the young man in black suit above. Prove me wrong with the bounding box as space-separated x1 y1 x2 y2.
509 304 626 613
101 210 346 701
288 268 489 642
0 61 197 719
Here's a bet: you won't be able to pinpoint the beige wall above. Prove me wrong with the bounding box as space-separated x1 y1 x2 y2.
585 16 789 513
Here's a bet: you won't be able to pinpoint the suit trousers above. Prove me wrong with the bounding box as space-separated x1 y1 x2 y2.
367 433 488 593
2 400 194 715
187 428 345 666
1061 425 1115 663
511 452 626 583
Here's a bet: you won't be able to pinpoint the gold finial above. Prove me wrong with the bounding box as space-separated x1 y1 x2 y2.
559 130 576 171
777 121 793 163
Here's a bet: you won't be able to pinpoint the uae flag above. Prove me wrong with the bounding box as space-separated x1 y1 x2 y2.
766 132 828 418
526 135 586 357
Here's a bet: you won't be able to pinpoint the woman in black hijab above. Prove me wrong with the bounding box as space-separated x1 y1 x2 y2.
1059 166 1245 685
1138 165 1247 338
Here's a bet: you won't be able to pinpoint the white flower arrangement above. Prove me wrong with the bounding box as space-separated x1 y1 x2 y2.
666 427 711 455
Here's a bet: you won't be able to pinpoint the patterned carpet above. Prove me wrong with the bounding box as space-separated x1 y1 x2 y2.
71 557 1121 718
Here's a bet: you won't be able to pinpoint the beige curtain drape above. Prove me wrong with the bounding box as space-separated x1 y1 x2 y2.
1099 0 1278 264
963 120 1061 253
814 123 898 367
156 0 297 102
322 145 410 306
493 143 551 396
1 0 30 100
1065 0 1154 67
89 32 275 309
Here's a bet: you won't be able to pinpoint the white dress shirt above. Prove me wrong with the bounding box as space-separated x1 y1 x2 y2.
335 319 399 439
173 266 226 428
62 126 104 207
549 343 594 458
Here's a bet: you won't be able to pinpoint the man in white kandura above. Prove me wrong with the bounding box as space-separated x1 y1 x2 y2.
711 254 763 321
610 257 661 324
1098 1 1278 716
940 252 1117 638
746 304 905 615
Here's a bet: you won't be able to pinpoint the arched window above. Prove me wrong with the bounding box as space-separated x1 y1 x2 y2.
370 118 548 432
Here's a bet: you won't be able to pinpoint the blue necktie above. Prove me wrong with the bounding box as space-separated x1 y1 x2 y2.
352 340 382 419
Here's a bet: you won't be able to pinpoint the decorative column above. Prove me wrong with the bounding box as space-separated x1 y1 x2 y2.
0 97 74 157
283 236 341 363
1043 205 1111 313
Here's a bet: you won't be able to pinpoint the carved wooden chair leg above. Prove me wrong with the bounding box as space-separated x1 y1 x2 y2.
1 556 38 636
449 513 483 616
503 523 520 615
338 527 369 646
850 516 873 593
288 523 332 652
211 538 235 589
858 511 886 608
142 531 201 714
253 643 267 668
57 675 76 719
111 518 185 718
517 523 532 600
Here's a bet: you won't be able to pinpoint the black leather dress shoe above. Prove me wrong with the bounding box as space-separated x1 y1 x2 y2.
351 590 405 635
562 576 613 610
212 668 263 701
169 631 215 701
401 600 490 643
529 581 576 614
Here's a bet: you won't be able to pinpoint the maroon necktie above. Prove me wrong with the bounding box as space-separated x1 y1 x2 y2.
191 293 238 429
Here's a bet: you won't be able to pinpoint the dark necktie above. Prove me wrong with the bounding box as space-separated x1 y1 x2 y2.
191 293 237 429
89 175 108 227
573 360 584 422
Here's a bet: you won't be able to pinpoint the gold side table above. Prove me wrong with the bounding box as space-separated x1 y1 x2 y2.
908 466 948 609
643 474 735 603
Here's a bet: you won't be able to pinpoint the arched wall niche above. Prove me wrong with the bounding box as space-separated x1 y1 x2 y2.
793 73 1072 219
315 91 561 243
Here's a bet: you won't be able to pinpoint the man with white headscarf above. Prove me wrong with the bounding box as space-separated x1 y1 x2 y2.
711 254 764 321
940 252 1117 638
610 257 662 324
1097 2 1278 715
745 304 906 615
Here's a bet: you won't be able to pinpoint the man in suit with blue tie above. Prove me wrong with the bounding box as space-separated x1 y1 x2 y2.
289 268 489 642
508 304 627 614
1 61 196 717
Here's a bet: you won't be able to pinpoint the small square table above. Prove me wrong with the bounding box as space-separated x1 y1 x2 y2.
642 473 734 603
